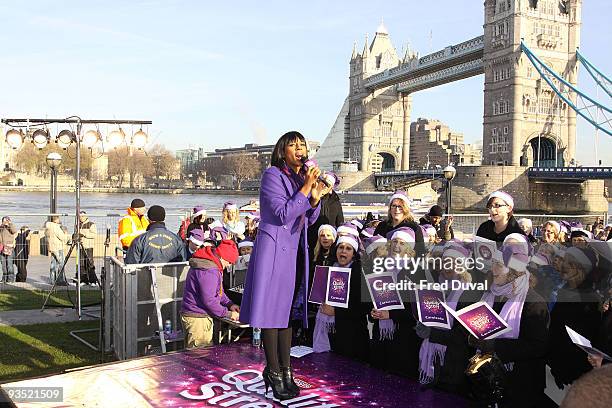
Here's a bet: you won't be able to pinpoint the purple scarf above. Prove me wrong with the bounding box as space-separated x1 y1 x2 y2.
480 272 530 370
377 267 401 340
313 309 334 353
280 164 305 191
418 276 464 384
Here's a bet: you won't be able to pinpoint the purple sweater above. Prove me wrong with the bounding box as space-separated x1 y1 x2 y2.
181 257 233 318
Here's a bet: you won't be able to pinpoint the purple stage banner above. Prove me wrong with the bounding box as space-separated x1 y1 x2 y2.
1 344 467 407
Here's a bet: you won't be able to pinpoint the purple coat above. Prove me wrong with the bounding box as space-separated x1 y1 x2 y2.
239 166 320 328
181 257 234 319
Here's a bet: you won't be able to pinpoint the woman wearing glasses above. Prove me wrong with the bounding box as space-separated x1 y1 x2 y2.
373 190 425 258
476 191 525 243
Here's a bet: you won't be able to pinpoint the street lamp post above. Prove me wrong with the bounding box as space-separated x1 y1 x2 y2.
46 152 62 217
443 165 457 215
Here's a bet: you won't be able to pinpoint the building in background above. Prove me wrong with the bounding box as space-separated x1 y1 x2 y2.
0 125 16 171
198 141 320 189
176 147 205 177
409 118 482 169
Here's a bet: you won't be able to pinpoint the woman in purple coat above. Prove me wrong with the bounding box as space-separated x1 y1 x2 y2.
240 131 324 400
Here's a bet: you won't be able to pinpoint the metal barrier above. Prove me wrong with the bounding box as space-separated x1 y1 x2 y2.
106 257 188 360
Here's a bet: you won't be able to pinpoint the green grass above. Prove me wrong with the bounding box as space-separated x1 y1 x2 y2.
0 320 114 383
0 289 101 311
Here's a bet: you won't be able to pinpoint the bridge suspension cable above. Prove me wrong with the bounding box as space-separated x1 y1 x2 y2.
520 41 612 137
576 49 612 99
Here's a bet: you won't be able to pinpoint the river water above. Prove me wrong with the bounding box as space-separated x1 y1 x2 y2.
1 190 610 232
0 191 258 232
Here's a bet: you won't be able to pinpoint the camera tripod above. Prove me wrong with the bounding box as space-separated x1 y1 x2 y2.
41 231 99 313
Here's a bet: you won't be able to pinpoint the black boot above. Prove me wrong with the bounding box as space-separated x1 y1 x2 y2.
281 366 300 398
262 366 293 401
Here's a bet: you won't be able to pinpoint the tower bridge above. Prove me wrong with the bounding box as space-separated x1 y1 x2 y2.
313 0 611 213
315 0 584 174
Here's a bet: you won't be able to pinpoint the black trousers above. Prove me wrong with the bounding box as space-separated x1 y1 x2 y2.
78 247 98 284
14 260 28 282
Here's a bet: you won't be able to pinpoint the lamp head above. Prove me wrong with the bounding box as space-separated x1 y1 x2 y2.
82 129 101 148
443 165 456 181
107 127 125 148
131 129 148 150
46 152 62 169
57 129 75 149
5 129 24 149
32 129 50 149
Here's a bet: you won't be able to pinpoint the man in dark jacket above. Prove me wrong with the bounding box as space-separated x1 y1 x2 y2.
308 172 344 250
14 226 31 282
125 205 184 264
419 205 454 241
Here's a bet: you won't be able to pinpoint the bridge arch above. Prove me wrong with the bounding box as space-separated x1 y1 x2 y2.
520 132 565 167
369 150 398 172
528 135 562 168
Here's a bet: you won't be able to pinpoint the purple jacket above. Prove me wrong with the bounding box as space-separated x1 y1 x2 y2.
181 257 233 319
240 166 320 328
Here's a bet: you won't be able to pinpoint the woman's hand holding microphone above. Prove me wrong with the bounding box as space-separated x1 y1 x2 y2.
300 159 326 208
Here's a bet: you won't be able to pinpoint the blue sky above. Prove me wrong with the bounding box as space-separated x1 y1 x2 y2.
1 0 610 165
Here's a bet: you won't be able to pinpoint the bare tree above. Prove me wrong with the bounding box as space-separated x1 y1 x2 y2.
222 153 261 189
13 143 93 179
107 147 152 188
148 144 178 181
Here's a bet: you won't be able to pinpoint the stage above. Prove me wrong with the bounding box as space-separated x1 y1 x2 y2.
0 343 467 407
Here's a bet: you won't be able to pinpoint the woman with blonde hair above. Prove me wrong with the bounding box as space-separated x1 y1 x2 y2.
222 202 246 241
373 190 425 258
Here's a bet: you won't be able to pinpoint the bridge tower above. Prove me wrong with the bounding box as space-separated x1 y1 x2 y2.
482 0 581 167
348 22 411 172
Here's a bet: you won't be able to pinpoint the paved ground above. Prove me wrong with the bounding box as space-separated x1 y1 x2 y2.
0 307 99 326
0 256 101 325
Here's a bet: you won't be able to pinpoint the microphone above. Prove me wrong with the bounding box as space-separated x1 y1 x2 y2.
300 157 332 188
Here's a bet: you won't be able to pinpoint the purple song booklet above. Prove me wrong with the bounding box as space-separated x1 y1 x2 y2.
325 267 352 308
308 266 329 305
365 272 404 311
441 301 511 340
415 289 450 329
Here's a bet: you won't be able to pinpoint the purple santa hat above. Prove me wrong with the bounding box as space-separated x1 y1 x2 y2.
530 252 551 266
500 239 530 271
350 219 365 231
389 190 410 207
361 226 375 239
364 235 387 255
223 201 238 211
192 205 207 219
487 190 514 209
559 220 571 234
420 224 437 237
188 229 207 247
388 227 416 245
337 222 360 238
442 242 471 259
237 239 254 249
317 224 337 240
321 171 340 189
